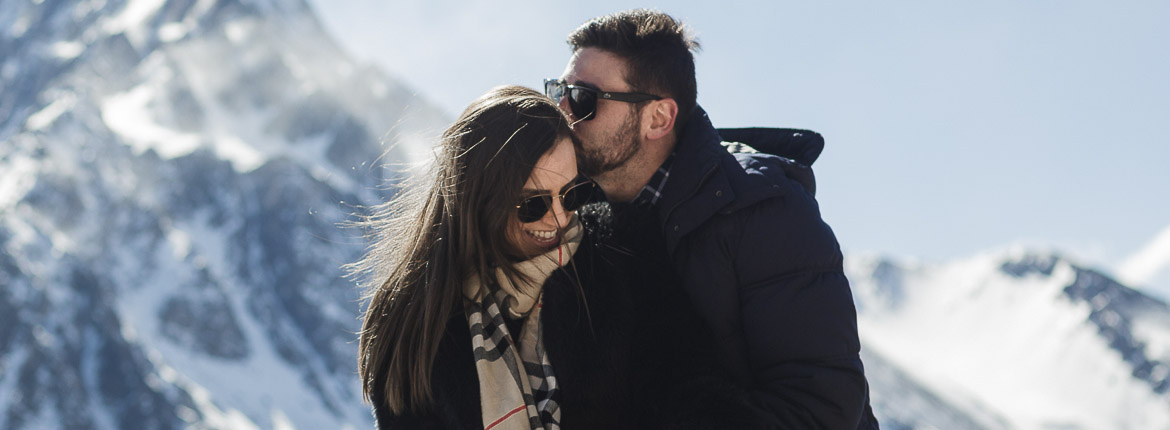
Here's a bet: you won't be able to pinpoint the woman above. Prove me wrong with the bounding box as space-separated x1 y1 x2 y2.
353 86 758 429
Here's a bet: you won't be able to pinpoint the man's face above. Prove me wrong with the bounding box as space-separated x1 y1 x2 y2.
558 47 643 177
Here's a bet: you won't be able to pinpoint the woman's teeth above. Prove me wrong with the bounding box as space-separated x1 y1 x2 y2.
526 229 556 241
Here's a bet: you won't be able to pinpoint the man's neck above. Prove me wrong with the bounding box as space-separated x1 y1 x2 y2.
596 135 676 203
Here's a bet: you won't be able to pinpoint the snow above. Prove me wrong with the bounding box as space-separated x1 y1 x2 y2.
25 94 76 131
10 14 30 38
272 409 296 430
50 41 85 60
115 0 166 28
1131 311 1170 362
103 0 166 47
224 20 251 43
160 363 262 430
212 135 268 172
2 59 17 80
158 22 189 43
851 251 1170 429
1117 224 1170 299
101 82 202 159
165 222 191 260
0 155 38 208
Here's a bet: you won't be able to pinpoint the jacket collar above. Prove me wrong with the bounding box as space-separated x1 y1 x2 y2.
657 106 727 213
654 107 737 252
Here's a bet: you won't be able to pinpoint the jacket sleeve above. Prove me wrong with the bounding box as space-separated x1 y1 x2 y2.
731 183 869 429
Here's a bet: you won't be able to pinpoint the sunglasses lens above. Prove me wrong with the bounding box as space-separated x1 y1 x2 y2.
516 179 596 223
562 181 595 211
544 80 563 102
567 87 596 120
517 196 551 223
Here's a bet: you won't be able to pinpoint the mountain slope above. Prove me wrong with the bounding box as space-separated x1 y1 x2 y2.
848 250 1170 430
0 0 448 429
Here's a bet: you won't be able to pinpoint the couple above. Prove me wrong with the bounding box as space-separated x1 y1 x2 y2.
354 9 879 430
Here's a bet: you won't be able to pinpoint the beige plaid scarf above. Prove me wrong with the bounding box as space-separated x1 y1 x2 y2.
463 221 581 430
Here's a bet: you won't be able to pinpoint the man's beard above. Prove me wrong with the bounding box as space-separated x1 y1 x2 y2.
578 111 641 177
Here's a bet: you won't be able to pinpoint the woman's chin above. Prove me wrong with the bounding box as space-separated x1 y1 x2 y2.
531 238 561 254
520 232 560 256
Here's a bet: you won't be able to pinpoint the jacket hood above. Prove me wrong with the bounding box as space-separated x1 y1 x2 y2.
716 127 823 198
716 127 824 167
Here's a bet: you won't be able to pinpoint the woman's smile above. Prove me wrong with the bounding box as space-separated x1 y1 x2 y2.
523 227 561 249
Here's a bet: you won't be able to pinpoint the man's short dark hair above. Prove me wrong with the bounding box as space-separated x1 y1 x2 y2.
567 9 700 131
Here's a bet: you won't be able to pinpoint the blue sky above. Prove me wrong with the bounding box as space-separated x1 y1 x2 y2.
307 0 1170 267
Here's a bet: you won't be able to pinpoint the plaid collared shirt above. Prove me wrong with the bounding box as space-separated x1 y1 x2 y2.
631 152 675 207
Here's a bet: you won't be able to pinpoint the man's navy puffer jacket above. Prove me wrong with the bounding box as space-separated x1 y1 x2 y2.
650 107 879 429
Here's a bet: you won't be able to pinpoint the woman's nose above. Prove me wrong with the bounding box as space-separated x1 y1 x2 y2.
549 196 571 227
558 97 576 123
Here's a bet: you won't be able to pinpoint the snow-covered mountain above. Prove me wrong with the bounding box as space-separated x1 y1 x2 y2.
849 249 1170 430
0 0 447 429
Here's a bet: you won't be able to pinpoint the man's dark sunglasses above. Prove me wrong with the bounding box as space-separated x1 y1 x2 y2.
516 177 597 223
544 78 662 121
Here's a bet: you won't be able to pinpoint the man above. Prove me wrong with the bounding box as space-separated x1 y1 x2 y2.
545 9 880 429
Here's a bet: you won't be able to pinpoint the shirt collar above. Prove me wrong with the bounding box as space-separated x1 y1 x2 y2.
631 152 676 207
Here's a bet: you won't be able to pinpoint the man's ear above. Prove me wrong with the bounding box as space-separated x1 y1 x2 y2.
643 98 678 140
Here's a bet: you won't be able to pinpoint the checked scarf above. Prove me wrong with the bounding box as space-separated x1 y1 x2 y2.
463 221 581 430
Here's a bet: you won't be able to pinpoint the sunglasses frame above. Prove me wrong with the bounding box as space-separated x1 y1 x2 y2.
515 177 597 223
544 78 662 121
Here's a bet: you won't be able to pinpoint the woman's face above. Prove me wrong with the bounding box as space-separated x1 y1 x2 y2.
508 136 578 257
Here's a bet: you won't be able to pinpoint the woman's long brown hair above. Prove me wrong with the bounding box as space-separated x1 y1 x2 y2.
350 85 573 415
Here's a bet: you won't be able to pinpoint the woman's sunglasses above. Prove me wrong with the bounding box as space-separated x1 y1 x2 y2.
543 79 662 121
516 177 597 223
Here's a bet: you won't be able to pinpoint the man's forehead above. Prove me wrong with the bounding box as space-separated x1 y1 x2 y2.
563 48 628 89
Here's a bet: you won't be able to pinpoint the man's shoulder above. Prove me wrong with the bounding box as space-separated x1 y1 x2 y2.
699 159 841 275
725 144 818 198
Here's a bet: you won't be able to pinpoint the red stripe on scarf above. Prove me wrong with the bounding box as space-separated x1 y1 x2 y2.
485 405 527 430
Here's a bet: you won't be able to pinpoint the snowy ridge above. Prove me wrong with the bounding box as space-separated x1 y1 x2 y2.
849 249 1170 429
1117 224 1170 301
0 0 448 429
